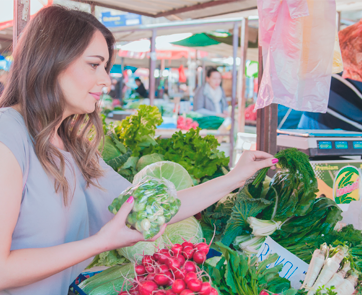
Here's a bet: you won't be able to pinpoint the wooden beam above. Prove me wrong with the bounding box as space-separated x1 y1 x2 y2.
155 0 242 18
90 3 96 16
13 0 30 49
70 0 155 17
194 7 257 20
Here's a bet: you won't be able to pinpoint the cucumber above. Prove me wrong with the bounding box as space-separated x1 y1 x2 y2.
80 263 134 294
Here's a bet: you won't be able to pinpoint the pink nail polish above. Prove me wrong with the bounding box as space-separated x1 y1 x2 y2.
272 158 279 164
127 196 134 203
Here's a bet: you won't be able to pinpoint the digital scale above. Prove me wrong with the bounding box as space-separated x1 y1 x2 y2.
277 129 362 158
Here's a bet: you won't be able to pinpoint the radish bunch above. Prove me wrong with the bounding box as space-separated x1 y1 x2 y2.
119 239 217 295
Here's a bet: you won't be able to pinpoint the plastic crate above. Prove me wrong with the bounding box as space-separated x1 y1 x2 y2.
70 270 103 295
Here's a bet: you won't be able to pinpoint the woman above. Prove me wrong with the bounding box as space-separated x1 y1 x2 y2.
0 6 277 295
135 77 148 98
193 68 229 117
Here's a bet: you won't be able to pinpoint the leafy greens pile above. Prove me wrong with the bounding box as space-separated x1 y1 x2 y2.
100 105 229 183
201 148 343 259
205 242 297 295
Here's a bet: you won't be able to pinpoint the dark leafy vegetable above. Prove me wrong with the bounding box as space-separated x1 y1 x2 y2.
205 242 297 295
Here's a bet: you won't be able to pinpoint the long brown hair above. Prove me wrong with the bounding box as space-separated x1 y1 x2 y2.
0 5 115 205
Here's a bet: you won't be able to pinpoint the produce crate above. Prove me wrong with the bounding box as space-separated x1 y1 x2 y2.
70 270 103 295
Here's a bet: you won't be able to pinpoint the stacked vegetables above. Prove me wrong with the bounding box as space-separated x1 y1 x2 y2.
205 242 296 295
109 177 181 240
300 244 359 295
118 239 217 295
100 105 230 184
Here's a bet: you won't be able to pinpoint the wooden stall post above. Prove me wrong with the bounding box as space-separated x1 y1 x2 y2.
13 0 30 49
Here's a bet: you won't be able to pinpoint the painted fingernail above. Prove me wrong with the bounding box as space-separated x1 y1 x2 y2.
127 196 134 203
272 158 279 164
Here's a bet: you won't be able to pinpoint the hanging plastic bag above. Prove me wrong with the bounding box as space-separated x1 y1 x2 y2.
108 176 180 240
256 0 336 113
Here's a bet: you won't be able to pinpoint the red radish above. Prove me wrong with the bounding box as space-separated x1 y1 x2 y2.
199 282 212 295
167 257 182 271
184 261 197 273
154 273 170 286
171 279 186 294
171 244 183 256
258 291 268 295
145 266 155 273
193 251 207 264
118 292 128 295
146 273 155 281
166 290 177 295
184 272 198 284
138 281 158 295
195 242 209 255
129 285 139 295
135 264 146 275
157 264 169 274
154 291 166 295
153 252 162 261
187 279 202 292
137 275 146 282
142 255 154 266
182 241 194 249
173 268 187 279
180 290 194 295
176 254 186 266
182 247 195 259
210 288 218 295
159 250 171 264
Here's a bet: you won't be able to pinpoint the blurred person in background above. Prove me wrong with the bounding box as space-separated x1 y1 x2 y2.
135 77 148 98
0 70 9 97
193 67 229 117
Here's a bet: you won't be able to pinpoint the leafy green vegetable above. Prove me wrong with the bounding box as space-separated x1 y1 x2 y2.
108 176 180 240
115 105 163 157
205 242 297 295
220 189 272 246
252 148 316 191
163 216 203 245
151 127 229 180
86 250 129 269
133 161 194 191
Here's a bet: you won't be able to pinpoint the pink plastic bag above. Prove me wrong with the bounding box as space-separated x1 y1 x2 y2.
256 0 336 113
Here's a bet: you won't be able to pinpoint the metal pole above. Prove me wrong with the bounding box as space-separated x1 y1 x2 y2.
229 21 238 167
237 18 248 133
13 0 30 49
149 28 157 105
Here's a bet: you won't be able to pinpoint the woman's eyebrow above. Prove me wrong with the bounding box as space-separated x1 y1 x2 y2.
88 55 106 62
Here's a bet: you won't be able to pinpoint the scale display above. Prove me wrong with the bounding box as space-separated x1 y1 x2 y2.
335 141 348 149
353 142 362 149
318 141 332 149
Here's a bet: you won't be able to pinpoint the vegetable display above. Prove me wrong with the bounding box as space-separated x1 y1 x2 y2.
108 177 181 240
205 242 296 295
118 238 217 295
299 244 360 295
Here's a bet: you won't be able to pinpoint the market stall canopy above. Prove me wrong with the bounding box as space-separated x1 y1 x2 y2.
110 17 255 43
70 0 258 20
171 32 258 61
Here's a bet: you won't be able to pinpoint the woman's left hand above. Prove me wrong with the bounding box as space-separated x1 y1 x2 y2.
227 150 278 189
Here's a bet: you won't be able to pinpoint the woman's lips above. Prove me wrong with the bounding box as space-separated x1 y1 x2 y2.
90 92 102 101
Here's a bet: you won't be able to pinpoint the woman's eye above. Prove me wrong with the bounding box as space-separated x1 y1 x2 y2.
90 63 99 69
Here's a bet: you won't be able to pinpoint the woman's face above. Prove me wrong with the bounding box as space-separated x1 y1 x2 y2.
206 71 222 89
58 30 111 118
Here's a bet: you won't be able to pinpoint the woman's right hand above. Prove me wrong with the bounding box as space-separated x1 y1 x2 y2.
95 196 166 251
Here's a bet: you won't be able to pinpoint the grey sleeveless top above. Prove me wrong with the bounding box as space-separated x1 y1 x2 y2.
0 108 131 295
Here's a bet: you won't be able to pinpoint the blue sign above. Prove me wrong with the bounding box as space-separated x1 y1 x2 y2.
101 12 142 28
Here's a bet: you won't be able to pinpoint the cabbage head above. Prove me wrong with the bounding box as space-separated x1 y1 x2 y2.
117 217 203 263
163 217 203 245
134 161 193 191
136 153 164 171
